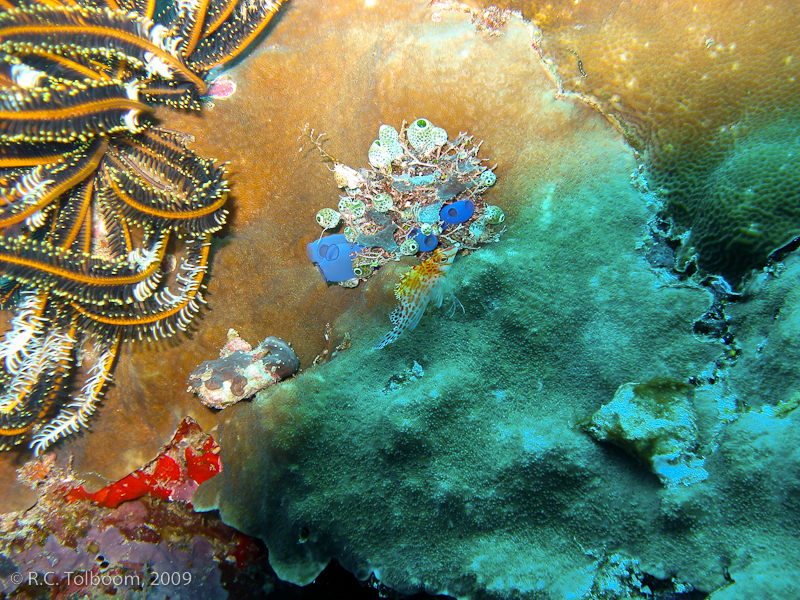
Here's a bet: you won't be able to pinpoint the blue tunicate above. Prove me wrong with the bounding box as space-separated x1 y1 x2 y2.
306 234 364 283
410 228 438 252
440 199 475 225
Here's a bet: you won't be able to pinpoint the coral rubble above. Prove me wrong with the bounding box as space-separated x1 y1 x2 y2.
188 330 299 409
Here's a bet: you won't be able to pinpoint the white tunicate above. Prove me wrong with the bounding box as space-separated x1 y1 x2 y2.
378 125 403 161
408 118 434 153
343 226 357 242
379 124 399 145
338 196 366 218
368 140 392 169
385 141 403 161
372 193 393 212
400 239 419 256
352 261 375 278
479 169 497 187
431 126 448 148
484 205 505 225
316 208 341 229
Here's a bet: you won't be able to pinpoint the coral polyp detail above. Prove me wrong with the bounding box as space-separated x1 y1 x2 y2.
0 0 283 453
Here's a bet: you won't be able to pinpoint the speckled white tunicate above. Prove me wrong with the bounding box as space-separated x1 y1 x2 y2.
431 126 448 148
372 193 393 212
407 118 434 153
479 169 497 187
316 208 341 229
343 226 357 242
379 124 399 145
378 125 404 161
338 196 366 218
400 239 420 255
484 205 505 225
387 141 404 161
368 141 392 169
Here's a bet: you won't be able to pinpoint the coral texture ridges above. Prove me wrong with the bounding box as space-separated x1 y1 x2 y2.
515 0 800 284
673 118 800 281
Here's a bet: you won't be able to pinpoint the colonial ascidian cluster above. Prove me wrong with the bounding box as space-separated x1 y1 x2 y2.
306 118 505 287
0 0 282 453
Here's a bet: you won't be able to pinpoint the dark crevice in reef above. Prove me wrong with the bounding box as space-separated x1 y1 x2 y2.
236 556 454 600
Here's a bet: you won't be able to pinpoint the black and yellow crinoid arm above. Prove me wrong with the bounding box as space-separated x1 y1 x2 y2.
73 232 211 341
0 138 108 227
0 228 168 305
99 132 229 234
186 0 282 71
0 80 153 144
0 0 286 452
0 4 208 93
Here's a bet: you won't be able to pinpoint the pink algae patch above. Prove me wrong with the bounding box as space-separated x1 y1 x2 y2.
206 75 237 99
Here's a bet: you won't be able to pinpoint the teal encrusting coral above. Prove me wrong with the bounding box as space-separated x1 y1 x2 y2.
191 106 800 598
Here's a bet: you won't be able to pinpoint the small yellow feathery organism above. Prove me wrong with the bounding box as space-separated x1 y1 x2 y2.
373 245 460 349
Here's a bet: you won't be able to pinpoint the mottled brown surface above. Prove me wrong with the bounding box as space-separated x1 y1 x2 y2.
501 0 800 151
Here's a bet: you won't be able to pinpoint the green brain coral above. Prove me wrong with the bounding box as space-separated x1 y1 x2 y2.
664 116 800 285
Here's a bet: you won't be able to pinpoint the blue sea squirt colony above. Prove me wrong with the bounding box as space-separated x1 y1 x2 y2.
0 0 283 453
305 119 506 347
